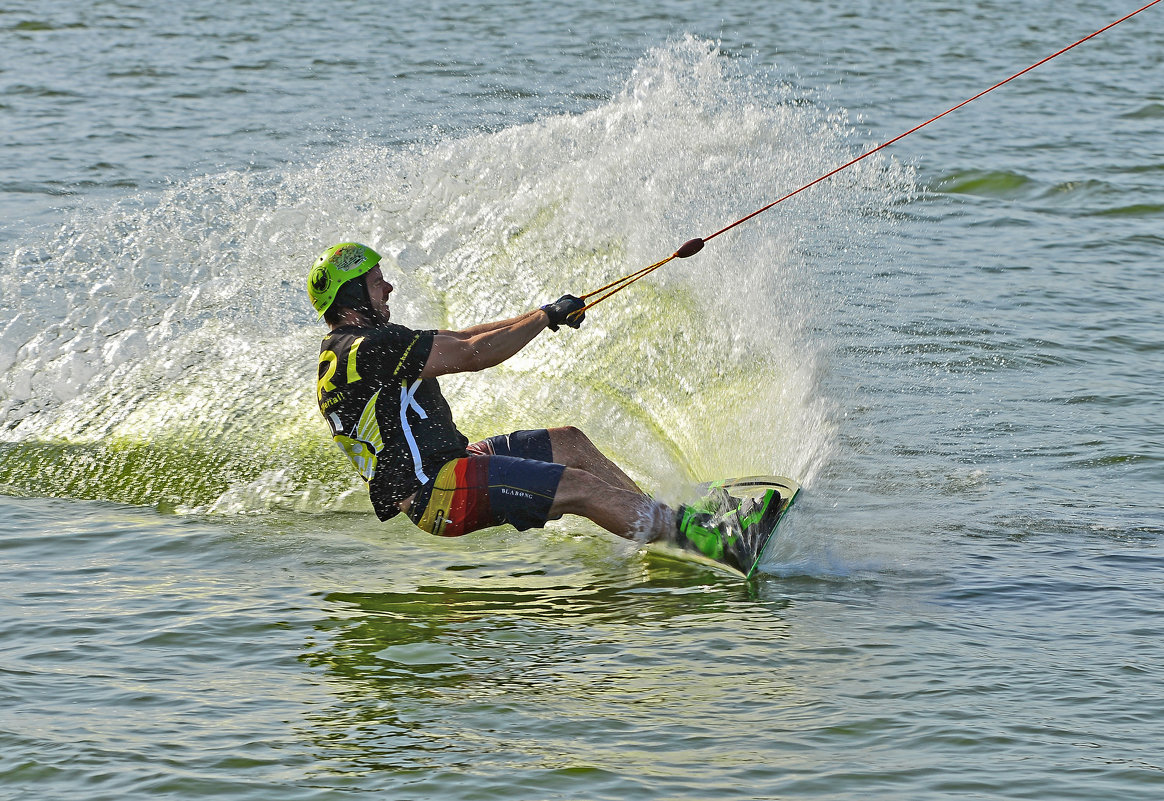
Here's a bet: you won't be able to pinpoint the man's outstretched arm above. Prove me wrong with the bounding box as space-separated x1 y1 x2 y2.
420 296 583 378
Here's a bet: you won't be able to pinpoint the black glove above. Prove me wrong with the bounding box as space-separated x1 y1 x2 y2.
540 294 585 331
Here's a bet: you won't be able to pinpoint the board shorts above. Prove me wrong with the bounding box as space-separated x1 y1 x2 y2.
405 429 566 537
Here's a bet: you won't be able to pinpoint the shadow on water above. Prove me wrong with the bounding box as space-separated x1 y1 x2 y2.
296 569 795 776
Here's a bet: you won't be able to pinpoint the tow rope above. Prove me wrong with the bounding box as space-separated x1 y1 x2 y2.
569 0 1161 323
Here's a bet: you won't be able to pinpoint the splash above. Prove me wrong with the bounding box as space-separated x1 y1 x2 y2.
0 38 907 514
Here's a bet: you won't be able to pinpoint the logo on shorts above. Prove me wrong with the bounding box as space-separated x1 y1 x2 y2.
500 487 535 501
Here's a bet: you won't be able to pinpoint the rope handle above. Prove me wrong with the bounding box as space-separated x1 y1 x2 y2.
565 238 704 324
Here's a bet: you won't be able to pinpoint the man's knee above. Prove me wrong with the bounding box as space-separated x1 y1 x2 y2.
548 425 593 460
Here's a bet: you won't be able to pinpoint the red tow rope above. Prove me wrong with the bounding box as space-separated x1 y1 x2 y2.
571 0 1161 321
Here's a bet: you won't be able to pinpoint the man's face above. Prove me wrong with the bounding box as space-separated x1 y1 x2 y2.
364 263 394 324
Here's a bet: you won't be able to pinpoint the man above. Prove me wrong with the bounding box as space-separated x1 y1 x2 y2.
308 242 775 571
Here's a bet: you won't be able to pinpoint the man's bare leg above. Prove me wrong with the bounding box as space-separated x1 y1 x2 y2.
547 426 643 494
548 467 675 542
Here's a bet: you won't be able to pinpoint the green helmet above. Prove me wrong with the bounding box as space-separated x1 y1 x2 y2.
307 242 381 317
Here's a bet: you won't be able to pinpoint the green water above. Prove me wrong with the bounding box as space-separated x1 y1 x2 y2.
3 1 1163 798
6 495 1161 800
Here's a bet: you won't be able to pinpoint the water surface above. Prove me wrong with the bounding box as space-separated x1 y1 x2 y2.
2 1 1162 799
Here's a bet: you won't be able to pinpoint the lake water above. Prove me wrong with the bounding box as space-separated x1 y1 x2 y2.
2 1 1162 799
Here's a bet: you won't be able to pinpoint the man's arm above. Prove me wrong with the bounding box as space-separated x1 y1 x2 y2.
440 316 525 338
420 309 550 378
439 294 584 337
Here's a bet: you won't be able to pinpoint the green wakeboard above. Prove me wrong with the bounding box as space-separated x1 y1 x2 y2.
648 475 800 580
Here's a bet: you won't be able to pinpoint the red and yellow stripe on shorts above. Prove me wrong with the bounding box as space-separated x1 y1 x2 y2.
414 457 494 537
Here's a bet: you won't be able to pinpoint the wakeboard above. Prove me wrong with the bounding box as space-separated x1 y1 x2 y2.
647 475 800 580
